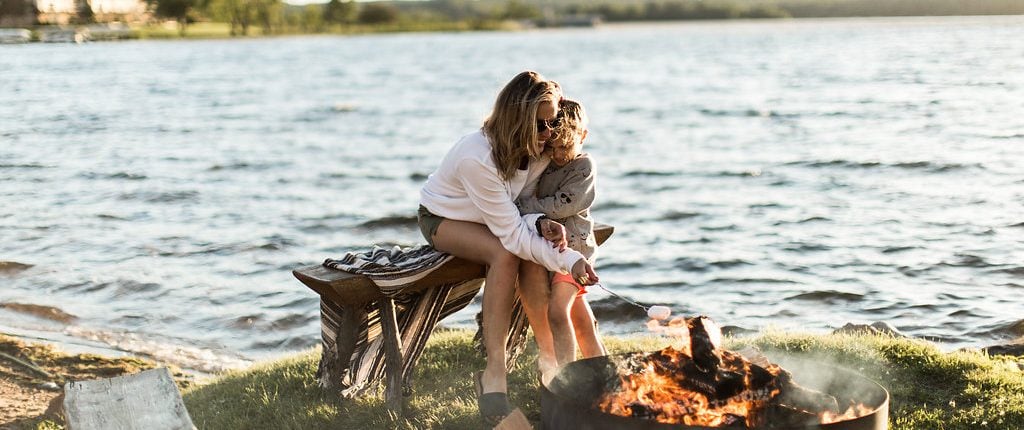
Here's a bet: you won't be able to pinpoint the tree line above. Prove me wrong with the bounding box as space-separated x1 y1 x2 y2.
143 0 548 36
563 0 1024 21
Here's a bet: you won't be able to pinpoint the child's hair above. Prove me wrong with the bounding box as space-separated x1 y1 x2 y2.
551 99 588 149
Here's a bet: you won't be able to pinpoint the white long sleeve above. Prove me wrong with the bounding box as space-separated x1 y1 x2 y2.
420 131 584 273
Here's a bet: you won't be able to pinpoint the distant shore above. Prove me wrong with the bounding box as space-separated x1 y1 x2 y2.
3 11 1023 43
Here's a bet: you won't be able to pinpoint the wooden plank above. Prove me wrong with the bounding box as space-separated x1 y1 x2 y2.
593 222 613 247
63 367 195 430
379 297 404 415
294 265 381 306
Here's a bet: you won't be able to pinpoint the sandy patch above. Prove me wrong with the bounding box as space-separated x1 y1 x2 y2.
0 376 59 429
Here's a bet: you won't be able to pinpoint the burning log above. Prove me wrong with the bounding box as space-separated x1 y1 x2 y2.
688 316 722 373
774 370 840 415
596 315 855 428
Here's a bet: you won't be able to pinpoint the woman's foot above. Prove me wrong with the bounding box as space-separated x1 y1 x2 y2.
474 371 512 426
478 367 507 394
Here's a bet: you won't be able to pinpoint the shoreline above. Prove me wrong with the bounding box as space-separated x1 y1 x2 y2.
0 308 251 380
1 297 1020 374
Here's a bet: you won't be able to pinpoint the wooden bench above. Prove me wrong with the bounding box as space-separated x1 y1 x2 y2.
293 223 614 416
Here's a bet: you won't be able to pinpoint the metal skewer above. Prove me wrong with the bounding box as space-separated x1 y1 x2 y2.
591 283 650 311
591 283 673 320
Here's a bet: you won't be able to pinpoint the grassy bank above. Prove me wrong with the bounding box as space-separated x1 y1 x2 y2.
181 329 1024 430
128 20 517 40
131 22 236 39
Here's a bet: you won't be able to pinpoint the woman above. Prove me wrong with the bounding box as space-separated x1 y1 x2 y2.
417 71 599 424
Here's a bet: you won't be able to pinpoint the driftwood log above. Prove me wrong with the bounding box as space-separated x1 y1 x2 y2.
293 223 614 417
62 367 194 430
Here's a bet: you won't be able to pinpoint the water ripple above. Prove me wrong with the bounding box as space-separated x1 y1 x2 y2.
622 170 677 177
659 210 702 221
358 215 418 229
785 290 865 302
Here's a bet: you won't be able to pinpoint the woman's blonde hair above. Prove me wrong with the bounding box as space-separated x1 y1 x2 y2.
483 71 562 181
551 99 588 151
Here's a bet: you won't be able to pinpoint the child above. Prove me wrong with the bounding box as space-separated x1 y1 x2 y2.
517 99 607 369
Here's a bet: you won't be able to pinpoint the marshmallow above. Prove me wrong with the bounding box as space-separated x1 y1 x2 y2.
647 305 672 320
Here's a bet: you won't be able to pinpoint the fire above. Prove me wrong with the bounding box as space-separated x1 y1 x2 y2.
597 346 783 427
822 403 875 424
596 316 872 427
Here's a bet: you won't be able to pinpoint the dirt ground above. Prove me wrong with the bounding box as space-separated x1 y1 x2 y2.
0 334 192 429
0 377 60 430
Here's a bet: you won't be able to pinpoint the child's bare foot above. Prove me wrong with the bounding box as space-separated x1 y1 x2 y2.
538 358 557 384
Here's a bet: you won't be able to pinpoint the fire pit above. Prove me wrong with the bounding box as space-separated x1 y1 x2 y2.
540 317 889 430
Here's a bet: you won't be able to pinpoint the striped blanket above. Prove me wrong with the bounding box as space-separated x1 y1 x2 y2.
319 245 530 397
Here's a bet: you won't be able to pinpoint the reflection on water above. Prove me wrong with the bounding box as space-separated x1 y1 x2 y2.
1 16 1023 370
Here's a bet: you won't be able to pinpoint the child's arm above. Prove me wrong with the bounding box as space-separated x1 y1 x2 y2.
517 157 596 219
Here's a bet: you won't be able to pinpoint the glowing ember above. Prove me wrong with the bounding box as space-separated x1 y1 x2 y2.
596 316 872 427
822 403 876 424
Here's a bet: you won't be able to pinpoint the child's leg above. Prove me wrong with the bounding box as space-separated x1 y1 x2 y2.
517 262 556 376
547 280 579 367
570 297 607 358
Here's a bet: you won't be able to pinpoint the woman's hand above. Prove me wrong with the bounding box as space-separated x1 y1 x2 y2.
539 218 567 251
571 259 599 286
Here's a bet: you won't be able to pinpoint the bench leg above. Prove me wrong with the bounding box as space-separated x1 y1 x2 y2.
317 299 362 392
379 297 404 416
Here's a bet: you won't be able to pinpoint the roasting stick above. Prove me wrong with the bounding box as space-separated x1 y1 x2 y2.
590 283 673 320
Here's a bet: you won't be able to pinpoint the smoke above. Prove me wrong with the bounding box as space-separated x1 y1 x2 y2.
644 316 691 351
642 315 885 411
757 350 885 410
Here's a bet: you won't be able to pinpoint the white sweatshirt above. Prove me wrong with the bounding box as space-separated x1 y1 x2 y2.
420 130 584 274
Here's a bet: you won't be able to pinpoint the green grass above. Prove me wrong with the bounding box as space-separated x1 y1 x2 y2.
181 330 664 429
131 22 235 39
180 329 1023 429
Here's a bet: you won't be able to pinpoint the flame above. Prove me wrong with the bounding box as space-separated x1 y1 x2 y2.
598 347 782 426
822 403 874 424
595 316 873 427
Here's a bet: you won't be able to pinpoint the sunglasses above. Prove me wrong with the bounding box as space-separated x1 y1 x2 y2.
536 117 562 131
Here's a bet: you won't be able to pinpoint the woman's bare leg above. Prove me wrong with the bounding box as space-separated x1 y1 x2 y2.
571 298 606 358
548 282 579 367
431 219 520 394
517 261 556 377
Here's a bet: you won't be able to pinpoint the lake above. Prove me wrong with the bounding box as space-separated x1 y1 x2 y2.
1 15 1022 372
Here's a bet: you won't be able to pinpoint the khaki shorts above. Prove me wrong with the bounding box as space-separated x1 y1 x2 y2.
417 205 445 247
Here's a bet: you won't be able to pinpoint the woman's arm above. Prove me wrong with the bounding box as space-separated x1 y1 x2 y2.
516 157 596 220
457 157 584 274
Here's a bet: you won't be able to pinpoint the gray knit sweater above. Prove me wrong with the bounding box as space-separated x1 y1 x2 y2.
516 153 597 262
